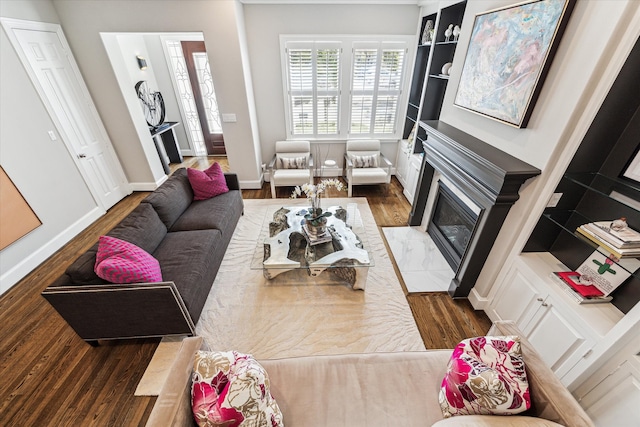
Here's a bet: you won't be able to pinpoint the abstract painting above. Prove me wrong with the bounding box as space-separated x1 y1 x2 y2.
454 0 575 128
0 166 41 250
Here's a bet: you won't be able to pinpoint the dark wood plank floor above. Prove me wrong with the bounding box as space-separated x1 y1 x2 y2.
0 156 490 426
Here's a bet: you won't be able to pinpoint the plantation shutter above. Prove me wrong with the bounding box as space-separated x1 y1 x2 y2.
350 42 406 135
285 42 341 136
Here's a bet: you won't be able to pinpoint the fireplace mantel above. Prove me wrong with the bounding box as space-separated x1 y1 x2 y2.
411 121 541 298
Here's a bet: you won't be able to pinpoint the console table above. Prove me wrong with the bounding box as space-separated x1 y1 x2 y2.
151 121 183 174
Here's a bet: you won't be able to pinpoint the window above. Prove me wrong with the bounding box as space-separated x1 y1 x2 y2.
351 42 406 135
285 42 341 136
282 36 412 140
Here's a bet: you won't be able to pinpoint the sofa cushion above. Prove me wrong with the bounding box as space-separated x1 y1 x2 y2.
94 236 163 283
143 168 194 229
260 351 452 426
63 203 167 286
65 244 105 285
152 229 224 321
170 190 244 239
192 350 283 427
432 415 564 427
439 336 531 418
108 202 167 254
187 162 229 201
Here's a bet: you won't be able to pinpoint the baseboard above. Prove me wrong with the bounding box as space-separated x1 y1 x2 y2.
468 287 489 310
240 178 264 190
129 175 168 192
0 207 104 295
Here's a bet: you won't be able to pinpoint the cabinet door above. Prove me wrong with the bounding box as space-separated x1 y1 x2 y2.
403 155 421 203
488 264 544 327
396 144 409 186
521 298 592 382
579 360 640 426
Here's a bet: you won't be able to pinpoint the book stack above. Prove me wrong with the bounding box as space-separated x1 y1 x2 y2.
551 271 613 304
576 221 640 259
302 223 333 246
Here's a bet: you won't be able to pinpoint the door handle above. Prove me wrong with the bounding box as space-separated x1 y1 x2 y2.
78 153 86 158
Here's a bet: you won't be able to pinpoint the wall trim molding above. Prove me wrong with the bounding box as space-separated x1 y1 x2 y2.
129 174 168 192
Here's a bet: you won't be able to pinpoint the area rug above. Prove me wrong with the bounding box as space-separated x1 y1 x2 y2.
195 197 425 358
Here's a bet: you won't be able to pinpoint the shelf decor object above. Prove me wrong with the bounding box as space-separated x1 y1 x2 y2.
453 0 576 128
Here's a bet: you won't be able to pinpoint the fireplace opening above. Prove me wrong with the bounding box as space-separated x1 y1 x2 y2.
428 181 480 271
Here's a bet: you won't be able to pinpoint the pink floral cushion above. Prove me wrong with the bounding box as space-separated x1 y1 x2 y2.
187 162 229 201
439 335 531 418
192 350 283 427
94 236 162 283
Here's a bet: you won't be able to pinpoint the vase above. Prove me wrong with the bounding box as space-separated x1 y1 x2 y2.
305 216 328 237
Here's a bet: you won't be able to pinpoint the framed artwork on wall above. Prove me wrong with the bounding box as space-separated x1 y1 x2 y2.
453 0 576 128
0 166 41 250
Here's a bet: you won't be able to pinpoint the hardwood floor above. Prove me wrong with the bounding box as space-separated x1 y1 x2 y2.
0 156 490 426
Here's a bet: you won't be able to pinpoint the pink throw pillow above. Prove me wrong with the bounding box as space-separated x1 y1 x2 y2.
187 162 229 201
192 350 283 427
439 335 531 418
94 235 162 283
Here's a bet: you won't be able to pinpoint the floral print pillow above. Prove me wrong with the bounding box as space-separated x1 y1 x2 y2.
191 350 284 427
439 335 531 418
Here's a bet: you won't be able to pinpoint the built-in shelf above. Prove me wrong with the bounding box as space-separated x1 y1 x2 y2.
520 252 624 336
542 209 640 278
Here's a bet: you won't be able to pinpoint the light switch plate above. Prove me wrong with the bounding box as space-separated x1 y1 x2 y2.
547 192 563 208
221 113 237 123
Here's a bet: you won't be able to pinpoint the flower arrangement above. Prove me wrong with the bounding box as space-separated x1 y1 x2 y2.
292 179 345 226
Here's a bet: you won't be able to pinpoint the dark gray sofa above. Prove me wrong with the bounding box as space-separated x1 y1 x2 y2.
42 168 244 345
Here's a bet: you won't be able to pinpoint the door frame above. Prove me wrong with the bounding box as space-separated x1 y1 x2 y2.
1 18 131 211
160 33 207 156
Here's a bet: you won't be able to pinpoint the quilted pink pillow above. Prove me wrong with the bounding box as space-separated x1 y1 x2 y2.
187 162 229 201
94 236 162 283
439 335 531 418
192 350 283 427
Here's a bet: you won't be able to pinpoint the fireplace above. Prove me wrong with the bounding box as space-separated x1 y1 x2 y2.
428 180 480 271
410 121 540 298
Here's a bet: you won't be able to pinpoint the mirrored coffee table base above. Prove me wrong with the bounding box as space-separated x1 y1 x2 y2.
251 204 372 290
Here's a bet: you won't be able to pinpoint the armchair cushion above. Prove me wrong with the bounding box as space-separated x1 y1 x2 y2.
350 154 378 168
277 155 308 169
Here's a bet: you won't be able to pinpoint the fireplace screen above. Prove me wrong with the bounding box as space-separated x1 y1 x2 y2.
428 182 480 270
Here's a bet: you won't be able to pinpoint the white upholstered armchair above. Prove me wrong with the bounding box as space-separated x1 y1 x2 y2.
268 140 313 198
344 139 392 197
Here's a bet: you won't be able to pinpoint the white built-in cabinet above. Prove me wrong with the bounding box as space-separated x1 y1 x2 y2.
487 253 623 385
573 332 640 426
395 142 422 205
395 140 411 188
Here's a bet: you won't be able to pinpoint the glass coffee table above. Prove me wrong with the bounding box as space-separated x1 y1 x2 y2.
250 203 373 290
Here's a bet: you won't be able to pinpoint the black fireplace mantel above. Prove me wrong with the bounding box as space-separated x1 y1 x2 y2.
410 120 541 298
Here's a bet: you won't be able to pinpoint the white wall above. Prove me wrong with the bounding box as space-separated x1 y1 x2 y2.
52 0 262 188
0 0 101 293
434 0 640 304
242 3 419 168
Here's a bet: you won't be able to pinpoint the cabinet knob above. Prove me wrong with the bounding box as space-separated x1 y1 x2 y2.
536 297 544 302
541 302 548 307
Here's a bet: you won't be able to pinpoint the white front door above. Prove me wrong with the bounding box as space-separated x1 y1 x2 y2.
1 18 130 210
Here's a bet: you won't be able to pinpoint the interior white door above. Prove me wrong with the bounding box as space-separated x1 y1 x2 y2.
2 19 130 210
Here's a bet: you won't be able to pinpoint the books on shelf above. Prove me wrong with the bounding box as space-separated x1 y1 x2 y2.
580 221 640 248
550 272 613 304
576 227 640 259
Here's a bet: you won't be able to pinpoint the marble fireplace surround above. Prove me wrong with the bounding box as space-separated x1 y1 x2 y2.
410 121 541 298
